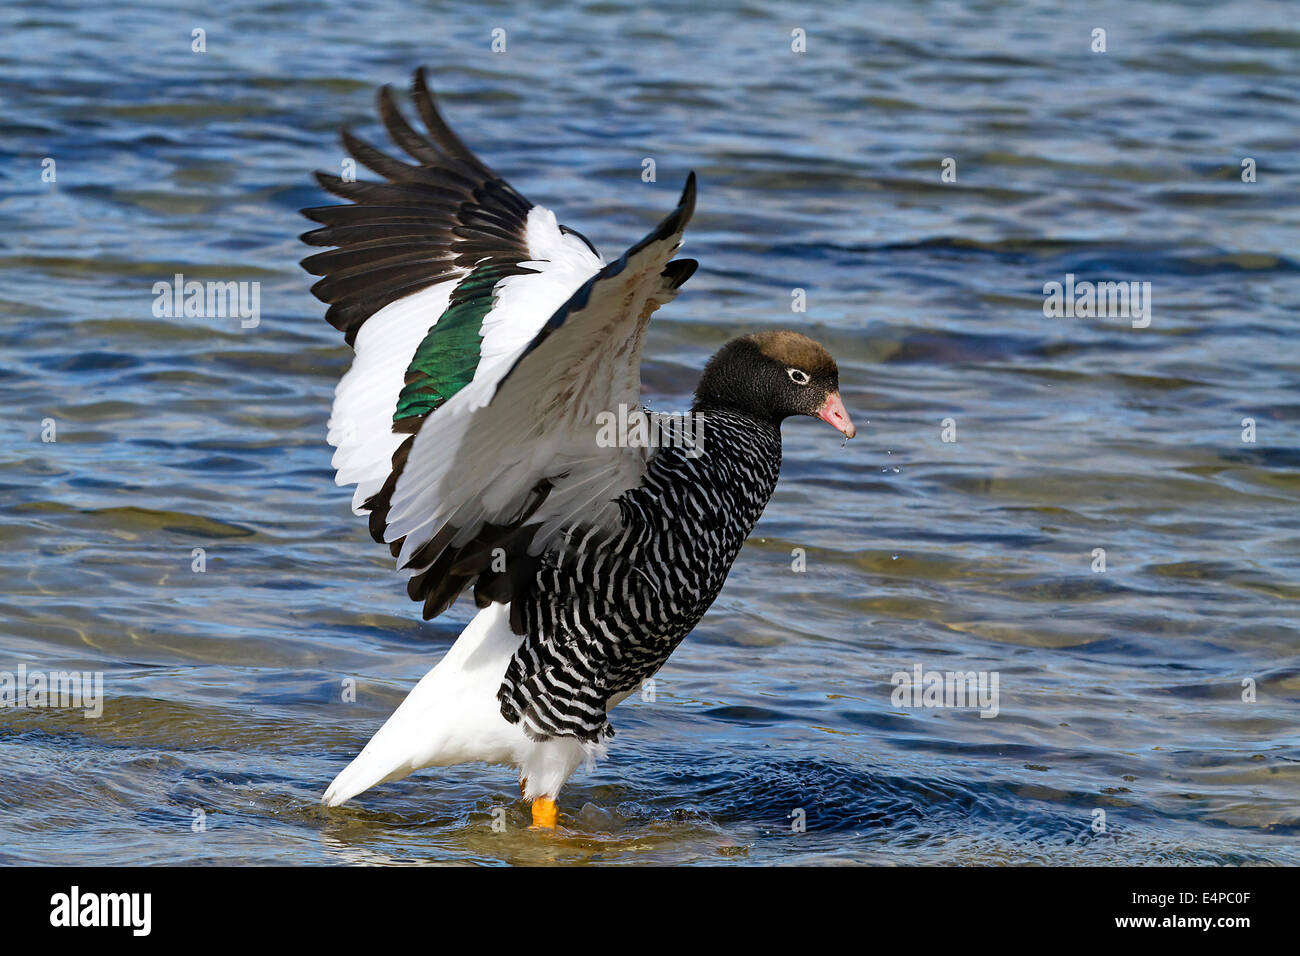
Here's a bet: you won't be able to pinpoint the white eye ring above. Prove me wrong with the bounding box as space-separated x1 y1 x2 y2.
787 367 810 386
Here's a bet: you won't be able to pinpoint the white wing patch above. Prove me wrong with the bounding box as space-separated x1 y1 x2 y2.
326 279 461 512
474 206 604 385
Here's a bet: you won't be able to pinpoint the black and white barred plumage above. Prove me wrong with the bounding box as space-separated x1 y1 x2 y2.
502 410 783 742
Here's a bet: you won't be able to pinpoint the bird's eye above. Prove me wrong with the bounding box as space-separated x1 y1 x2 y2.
787 368 810 386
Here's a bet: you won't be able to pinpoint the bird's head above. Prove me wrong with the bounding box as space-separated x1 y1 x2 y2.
693 330 856 438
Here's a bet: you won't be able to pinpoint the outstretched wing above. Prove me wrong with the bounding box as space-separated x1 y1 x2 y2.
301 69 697 624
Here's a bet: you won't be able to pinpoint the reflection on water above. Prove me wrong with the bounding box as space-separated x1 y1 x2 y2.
0 0 1297 864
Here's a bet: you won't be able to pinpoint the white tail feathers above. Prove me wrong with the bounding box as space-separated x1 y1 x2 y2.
322 603 520 806
321 603 599 806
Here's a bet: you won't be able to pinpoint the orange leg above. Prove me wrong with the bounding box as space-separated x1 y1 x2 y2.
531 796 558 829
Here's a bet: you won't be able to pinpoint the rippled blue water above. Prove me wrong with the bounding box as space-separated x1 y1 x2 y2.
0 0 1297 864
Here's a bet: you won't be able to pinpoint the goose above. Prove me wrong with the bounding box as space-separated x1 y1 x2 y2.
301 69 856 828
